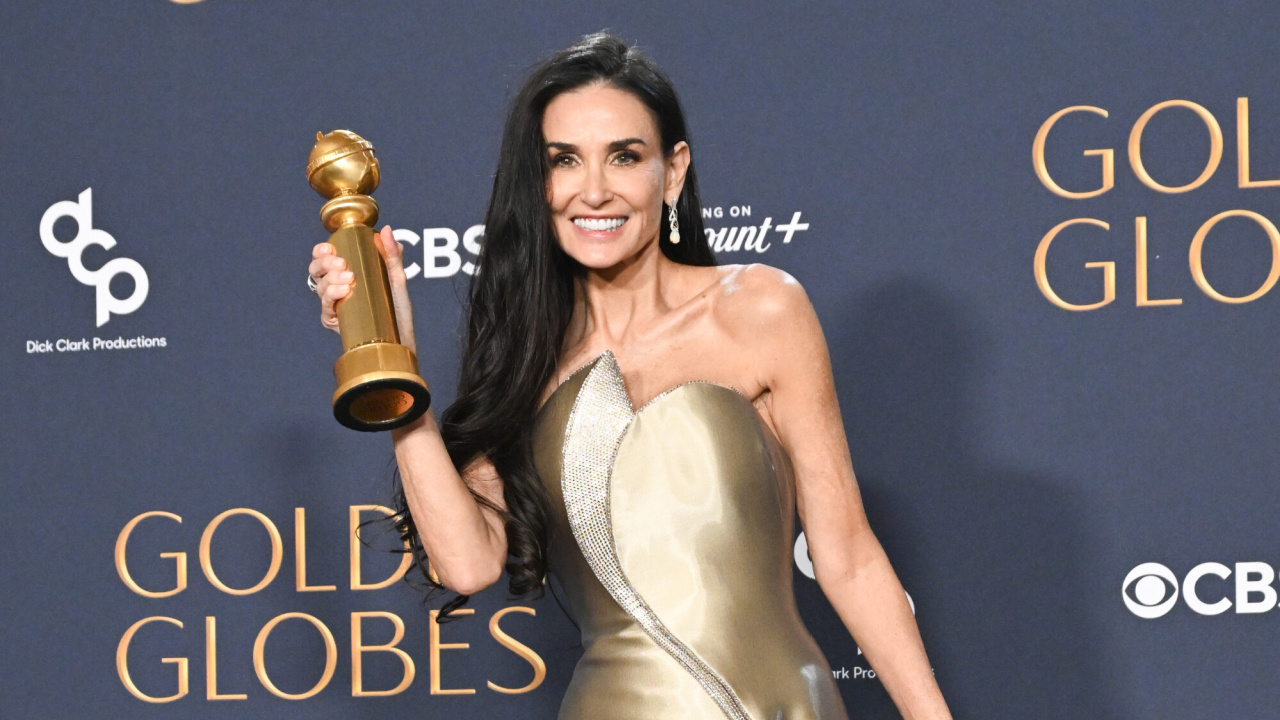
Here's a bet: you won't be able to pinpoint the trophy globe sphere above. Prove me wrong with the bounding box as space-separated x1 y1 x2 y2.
307 130 381 199
308 130 381 231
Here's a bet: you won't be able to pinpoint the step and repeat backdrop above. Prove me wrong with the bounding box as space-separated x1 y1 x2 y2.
4 1 1278 718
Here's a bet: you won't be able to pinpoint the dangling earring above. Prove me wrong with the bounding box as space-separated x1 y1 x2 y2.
667 198 681 244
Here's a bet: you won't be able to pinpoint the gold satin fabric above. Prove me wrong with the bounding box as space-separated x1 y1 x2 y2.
533 354 849 720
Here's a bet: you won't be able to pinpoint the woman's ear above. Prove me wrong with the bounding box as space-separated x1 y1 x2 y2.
665 141 691 202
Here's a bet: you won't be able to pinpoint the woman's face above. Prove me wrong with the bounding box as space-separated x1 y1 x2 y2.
542 83 688 270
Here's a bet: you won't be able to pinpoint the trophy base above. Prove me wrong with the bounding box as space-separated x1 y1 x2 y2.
332 342 431 432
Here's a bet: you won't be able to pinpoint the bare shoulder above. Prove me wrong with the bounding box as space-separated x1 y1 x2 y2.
711 263 816 334
706 263 828 395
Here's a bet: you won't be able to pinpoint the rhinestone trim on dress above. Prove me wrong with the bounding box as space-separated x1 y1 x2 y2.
560 352 754 720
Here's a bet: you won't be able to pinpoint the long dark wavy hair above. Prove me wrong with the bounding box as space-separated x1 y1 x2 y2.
389 32 716 615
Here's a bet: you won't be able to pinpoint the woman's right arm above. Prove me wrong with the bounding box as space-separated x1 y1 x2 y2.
309 226 508 595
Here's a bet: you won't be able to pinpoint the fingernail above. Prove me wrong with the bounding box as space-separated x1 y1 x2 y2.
341 271 354 282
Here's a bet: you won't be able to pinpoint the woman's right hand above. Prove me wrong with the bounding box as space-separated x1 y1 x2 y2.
309 241 354 333
309 226 418 353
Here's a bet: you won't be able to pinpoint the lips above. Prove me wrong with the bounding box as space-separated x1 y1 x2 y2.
573 216 627 232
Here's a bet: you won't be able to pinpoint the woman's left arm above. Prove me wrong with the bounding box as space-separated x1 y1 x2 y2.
745 269 952 720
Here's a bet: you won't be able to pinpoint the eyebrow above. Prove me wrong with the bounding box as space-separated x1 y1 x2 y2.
546 138 648 153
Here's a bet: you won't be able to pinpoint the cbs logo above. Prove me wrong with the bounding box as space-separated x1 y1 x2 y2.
1123 561 1280 618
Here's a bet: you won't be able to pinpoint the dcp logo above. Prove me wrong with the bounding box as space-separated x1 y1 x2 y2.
40 188 149 327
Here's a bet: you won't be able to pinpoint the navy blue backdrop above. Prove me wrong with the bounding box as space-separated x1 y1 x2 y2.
4 1 1279 718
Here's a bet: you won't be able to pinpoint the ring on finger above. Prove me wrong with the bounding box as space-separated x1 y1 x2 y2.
307 273 319 294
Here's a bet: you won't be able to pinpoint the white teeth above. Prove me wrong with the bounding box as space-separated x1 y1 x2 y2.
574 217 625 232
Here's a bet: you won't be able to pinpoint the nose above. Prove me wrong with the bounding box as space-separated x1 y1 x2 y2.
581 159 612 207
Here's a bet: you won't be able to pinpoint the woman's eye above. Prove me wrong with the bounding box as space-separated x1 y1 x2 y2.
551 154 577 167
613 151 639 165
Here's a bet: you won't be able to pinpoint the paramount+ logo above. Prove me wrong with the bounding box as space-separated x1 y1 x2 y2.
1123 561 1280 619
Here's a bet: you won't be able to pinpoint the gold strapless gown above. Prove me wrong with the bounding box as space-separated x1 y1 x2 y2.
532 352 849 720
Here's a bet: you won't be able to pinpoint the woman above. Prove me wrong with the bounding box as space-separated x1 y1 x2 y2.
309 33 951 720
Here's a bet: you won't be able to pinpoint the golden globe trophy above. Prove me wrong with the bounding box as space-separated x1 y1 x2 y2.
307 130 430 431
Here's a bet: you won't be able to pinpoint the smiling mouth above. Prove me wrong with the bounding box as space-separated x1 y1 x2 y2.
573 217 627 232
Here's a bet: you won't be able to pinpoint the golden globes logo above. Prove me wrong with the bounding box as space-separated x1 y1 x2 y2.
1033 98 1279 310
113 506 545 703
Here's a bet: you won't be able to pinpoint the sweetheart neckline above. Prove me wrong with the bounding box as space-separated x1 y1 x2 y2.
534 350 783 449
538 349 751 415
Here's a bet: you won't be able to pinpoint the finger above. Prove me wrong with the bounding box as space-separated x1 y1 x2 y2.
379 226 412 289
316 269 355 291
378 225 402 260
318 289 340 330
309 255 349 282
311 244 345 277
320 296 340 329
325 255 349 275
325 282 350 301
